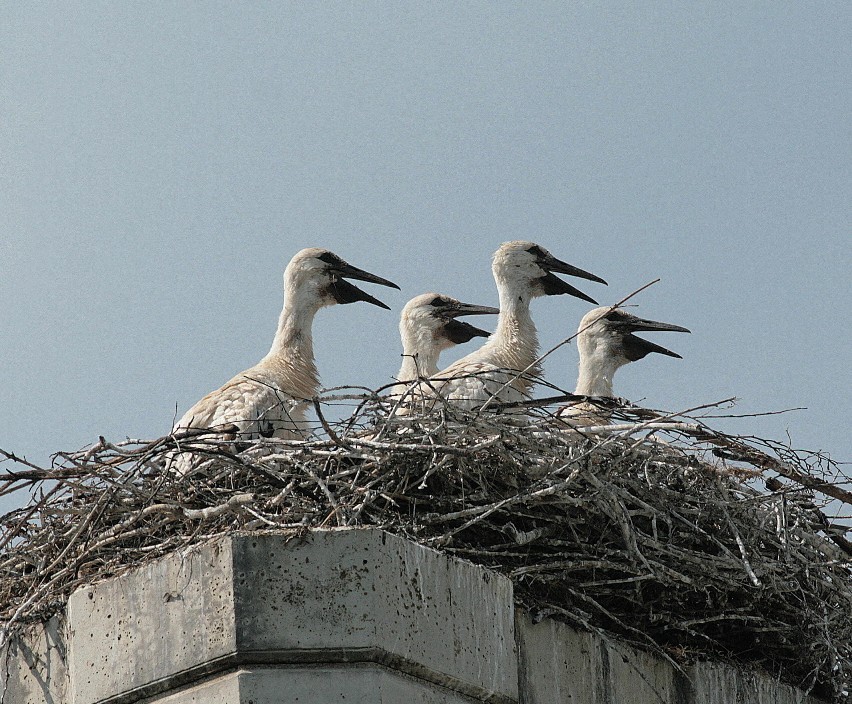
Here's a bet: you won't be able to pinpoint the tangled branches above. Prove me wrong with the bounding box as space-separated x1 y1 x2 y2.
1 392 850 700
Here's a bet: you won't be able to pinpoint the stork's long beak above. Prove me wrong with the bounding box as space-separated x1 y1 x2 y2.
443 319 492 345
328 277 392 309
617 313 691 361
624 335 682 360
335 262 400 290
536 252 607 304
445 302 500 318
542 253 608 285
618 314 691 335
329 261 400 310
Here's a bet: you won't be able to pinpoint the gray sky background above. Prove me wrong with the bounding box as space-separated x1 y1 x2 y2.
1 3 849 515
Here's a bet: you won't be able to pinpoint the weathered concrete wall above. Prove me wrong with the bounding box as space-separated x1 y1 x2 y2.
516 610 685 703
689 661 825 704
516 610 824 704
0 615 67 704
65 529 516 704
0 529 828 704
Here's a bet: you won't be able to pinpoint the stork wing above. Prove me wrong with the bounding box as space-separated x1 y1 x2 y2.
174 373 310 441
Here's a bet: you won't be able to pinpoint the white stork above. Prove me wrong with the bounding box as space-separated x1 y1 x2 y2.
429 241 607 409
173 248 399 444
392 293 498 397
559 306 690 423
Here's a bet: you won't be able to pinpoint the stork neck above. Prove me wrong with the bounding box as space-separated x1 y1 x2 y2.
397 350 439 383
486 286 539 371
262 295 320 387
269 298 317 352
396 320 441 383
574 351 621 397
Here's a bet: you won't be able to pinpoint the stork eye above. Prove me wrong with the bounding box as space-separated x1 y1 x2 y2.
429 296 446 307
526 244 546 258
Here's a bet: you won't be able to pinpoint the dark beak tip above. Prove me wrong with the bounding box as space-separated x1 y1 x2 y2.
625 333 683 361
540 272 598 303
360 293 392 310
455 304 500 317
546 256 608 286
568 286 599 305
365 276 400 291
628 319 692 335
339 263 400 291
329 277 392 310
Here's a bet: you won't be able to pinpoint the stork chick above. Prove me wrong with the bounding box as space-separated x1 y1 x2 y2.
173 248 399 443
560 307 690 424
393 293 498 397
430 241 607 409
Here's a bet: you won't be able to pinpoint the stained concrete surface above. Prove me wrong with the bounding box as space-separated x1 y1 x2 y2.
1 529 829 704
64 529 515 704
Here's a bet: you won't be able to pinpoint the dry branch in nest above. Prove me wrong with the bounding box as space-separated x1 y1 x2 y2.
1 390 850 701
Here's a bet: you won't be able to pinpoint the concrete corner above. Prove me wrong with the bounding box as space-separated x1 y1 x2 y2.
66 529 516 703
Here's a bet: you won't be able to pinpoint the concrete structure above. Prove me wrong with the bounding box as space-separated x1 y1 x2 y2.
1 528 826 703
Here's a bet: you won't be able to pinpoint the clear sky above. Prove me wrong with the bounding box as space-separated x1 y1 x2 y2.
1 3 849 514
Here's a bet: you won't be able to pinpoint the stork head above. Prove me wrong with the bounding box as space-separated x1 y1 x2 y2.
284 248 400 311
491 241 606 304
400 293 499 354
577 307 691 368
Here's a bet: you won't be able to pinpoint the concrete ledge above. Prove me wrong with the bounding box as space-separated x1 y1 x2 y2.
149 664 478 703
66 529 516 704
2 528 829 703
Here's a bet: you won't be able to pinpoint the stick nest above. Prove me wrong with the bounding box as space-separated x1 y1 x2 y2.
1 391 850 701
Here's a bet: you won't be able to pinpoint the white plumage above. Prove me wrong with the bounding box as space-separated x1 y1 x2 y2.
559 306 690 423
173 248 398 444
429 241 607 409
392 293 498 399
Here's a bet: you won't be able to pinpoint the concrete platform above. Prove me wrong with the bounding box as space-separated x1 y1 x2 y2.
65 529 515 704
148 665 477 703
1 528 828 703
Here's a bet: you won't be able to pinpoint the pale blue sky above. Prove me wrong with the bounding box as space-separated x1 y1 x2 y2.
1 3 849 513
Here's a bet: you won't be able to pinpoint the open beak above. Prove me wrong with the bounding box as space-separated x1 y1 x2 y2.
443 319 492 345
617 313 691 361
335 261 400 290
536 252 607 304
623 335 683 360
329 261 400 309
431 298 497 344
